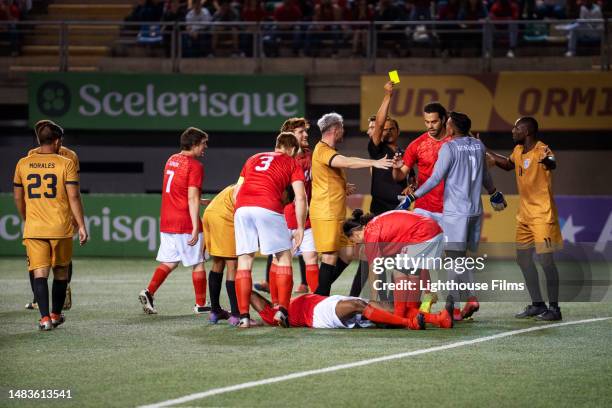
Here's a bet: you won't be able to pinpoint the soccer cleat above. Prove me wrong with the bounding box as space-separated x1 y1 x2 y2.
461 296 479 319
209 309 231 324
254 281 270 293
193 303 212 314
405 312 426 330
228 315 241 326
535 306 562 321
138 289 157 314
25 301 38 310
294 283 309 294
50 313 65 328
39 316 52 331
274 308 290 328
419 292 438 314
515 304 548 319
238 317 251 328
63 284 72 310
453 308 463 322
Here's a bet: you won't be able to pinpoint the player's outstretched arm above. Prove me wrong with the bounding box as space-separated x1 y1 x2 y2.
330 155 393 170
371 81 394 147
66 184 88 245
187 186 201 246
487 150 515 171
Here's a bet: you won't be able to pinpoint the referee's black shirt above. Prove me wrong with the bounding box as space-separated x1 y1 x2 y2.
367 139 407 215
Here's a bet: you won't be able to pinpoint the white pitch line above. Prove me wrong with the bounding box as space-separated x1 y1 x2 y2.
139 317 611 408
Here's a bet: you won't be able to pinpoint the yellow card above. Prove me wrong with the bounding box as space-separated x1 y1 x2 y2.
388 70 400 84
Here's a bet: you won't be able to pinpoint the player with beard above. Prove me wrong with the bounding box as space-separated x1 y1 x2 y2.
485 117 563 321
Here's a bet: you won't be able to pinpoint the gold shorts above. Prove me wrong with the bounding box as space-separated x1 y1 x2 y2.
202 210 236 258
311 219 352 253
516 222 563 254
24 238 73 271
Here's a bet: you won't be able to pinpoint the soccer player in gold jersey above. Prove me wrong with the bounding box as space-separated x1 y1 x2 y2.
486 117 563 321
24 120 80 311
13 121 88 330
310 113 393 295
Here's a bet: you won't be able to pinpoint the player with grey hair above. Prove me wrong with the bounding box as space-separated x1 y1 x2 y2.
397 111 507 320
310 112 394 296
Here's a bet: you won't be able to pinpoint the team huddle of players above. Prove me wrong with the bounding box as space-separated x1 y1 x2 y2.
14 80 563 331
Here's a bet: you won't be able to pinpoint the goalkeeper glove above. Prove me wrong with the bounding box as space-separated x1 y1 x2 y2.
396 194 416 210
490 191 507 211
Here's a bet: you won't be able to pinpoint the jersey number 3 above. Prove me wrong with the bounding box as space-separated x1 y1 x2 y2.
255 155 274 172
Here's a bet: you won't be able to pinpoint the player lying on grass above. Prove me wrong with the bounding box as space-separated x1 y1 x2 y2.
251 291 453 330
342 209 452 328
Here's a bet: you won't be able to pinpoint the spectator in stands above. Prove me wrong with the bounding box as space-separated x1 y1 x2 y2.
163 0 187 22
518 0 536 19
184 0 213 57
126 0 164 23
349 0 374 56
408 0 433 20
564 0 603 57
488 0 519 58
212 0 241 56
305 0 344 56
240 0 271 56
536 0 565 19
438 0 461 56
457 0 488 53
374 0 406 56
0 0 20 56
272 0 304 56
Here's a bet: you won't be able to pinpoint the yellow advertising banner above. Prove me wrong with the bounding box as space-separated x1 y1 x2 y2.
361 72 612 132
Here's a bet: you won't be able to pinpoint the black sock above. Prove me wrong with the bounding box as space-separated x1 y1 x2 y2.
298 255 307 285
33 277 49 318
68 262 73 283
533 301 546 307
208 271 223 312
331 259 349 284
314 262 335 296
226 280 239 316
539 253 559 305
265 255 273 283
29 271 37 303
51 279 68 315
349 264 362 297
516 249 544 304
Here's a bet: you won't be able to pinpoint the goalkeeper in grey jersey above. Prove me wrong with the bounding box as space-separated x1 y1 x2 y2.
397 112 507 320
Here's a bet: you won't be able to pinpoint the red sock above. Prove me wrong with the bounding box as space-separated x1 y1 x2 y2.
147 264 172 295
363 304 408 327
235 269 252 316
420 269 431 294
275 265 293 310
269 263 278 305
423 311 440 326
305 264 319 293
192 269 207 306
393 275 410 316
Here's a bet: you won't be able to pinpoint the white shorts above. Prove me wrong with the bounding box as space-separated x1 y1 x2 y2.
156 232 204 267
291 228 316 256
312 295 369 329
397 232 445 272
442 214 482 252
413 208 444 225
234 206 292 256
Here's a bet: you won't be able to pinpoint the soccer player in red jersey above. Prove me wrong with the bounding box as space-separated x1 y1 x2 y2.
251 292 428 330
233 133 307 328
342 209 454 329
139 128 208 315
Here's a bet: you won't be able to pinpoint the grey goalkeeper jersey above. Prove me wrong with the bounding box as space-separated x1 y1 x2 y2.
414 136 494 217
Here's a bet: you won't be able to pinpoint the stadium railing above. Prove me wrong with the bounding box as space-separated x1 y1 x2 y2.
0 19 609 73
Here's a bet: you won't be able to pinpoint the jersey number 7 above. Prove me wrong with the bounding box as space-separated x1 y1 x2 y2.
165 170 175 193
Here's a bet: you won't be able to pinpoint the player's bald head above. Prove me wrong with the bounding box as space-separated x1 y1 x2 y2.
516 117 538 136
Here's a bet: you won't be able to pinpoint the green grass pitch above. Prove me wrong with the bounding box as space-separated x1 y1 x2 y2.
1 257 611 407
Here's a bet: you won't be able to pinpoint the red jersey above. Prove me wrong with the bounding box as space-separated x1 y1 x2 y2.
236 151 305 214
284 149 312 229
403 133 450 213
160 153 204 234
363 210 442 262
258 294 326 327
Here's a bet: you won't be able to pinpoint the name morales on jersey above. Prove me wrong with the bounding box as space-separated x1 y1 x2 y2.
29 162 56 169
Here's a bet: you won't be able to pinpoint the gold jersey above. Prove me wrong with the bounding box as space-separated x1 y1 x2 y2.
310 141 347 221
14 153 79 239
203 184 235 223
29 145 80 172
510 141 559 224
